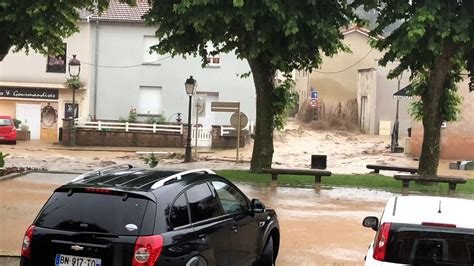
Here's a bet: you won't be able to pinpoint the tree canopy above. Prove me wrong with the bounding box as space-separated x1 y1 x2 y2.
355 0 474 175
0 0 109 61
144 0 354 171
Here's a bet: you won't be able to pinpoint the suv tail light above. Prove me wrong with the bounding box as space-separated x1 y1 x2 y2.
21 225 35 258
132 235 163 266
373 222 391 261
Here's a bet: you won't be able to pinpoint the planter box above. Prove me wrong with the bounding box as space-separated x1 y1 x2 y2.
17 130 30 141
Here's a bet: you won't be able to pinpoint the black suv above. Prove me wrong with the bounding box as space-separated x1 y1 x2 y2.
20 166 279 266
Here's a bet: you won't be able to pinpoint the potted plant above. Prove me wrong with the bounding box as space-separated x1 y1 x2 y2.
17 123 30 140
143 153 158 168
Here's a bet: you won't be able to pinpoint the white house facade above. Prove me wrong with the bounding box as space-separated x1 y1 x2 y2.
89 1 256 129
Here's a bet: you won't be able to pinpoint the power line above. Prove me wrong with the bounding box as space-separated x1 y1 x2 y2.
66 55 172 69
314 49 374 74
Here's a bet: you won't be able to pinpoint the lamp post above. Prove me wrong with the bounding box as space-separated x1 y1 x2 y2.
68 54 81 146
184 76 197 162
391 73 402 153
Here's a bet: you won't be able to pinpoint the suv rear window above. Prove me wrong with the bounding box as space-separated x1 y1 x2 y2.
386 223 474 264
0 119 11 126
35 191 149 236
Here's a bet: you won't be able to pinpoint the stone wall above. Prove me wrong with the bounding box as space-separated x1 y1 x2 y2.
62 119 186 147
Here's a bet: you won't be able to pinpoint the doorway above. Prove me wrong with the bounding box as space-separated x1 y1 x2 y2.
16 103 41 139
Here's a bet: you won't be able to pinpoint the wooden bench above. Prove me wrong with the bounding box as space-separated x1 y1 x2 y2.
261 168 332 191
394 174 467 195
367 164 418 174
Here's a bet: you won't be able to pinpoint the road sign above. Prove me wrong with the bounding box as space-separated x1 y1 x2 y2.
310 99 318 108
310 90 318 99
211 102 239 112
230 112 248 129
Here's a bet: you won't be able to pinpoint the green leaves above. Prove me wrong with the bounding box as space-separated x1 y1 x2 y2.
0 0 110 60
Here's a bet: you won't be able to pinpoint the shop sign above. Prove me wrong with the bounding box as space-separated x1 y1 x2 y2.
0 87 59 100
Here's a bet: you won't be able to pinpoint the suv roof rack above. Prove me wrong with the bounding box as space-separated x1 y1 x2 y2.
71 164 133 183
150 168 215 189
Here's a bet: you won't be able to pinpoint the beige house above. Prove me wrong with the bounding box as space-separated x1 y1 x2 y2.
0 22 92 142
295 26 411 135
410 78 474 160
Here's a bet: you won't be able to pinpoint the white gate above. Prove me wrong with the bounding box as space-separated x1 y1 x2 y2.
191 127 212 147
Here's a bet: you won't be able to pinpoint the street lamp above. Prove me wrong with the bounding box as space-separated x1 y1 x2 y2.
391 73 402 153
184 76 197 162
68 54 81 146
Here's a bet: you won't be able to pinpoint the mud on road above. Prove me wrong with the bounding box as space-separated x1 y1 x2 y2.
0 173 389 265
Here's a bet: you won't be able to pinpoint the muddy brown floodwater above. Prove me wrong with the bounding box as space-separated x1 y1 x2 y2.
0 173 391 265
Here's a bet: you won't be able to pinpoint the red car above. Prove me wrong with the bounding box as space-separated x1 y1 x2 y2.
0 116 17 144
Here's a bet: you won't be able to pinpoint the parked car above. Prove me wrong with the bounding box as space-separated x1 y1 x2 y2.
20 166 279 266
363 196 474 265
0 116 16 144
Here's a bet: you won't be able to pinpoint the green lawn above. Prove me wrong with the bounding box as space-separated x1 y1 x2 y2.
216 170 474 195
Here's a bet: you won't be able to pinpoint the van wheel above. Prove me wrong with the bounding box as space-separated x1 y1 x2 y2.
260 236 274 266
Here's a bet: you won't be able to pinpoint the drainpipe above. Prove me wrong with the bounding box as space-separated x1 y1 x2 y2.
93 20 100 118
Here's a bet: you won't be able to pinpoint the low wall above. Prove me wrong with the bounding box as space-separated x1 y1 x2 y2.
74 129 185 147
62 119 186 148
211 126 248 149
411 128 474 160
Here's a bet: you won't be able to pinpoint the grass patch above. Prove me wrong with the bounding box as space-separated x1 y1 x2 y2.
216 170 474 194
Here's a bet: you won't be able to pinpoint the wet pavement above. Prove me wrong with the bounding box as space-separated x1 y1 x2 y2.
0 172 392 264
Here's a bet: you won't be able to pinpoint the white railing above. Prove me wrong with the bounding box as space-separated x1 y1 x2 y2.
75 119 183 134
192 127 212 147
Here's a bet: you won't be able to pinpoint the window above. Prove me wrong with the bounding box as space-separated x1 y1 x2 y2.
46 43 66 73
35 192 149 236
206 56 220 66
138 86 162 115
211 181 248 214
186 183 222 223
0 119 11 126
143 36 160 64
205 42 220 67
169 193 190 228
384 224 474 264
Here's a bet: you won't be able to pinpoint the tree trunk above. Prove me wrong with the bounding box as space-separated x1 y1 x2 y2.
418 44 456 176
248 58 276 172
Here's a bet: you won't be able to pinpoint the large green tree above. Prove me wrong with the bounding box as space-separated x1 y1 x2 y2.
143 0 353 171
355 0 474 176
0 0 109 61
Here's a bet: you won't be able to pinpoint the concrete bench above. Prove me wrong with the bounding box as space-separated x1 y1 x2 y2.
394 174 467 195
261 168 332 191
367 164 418 174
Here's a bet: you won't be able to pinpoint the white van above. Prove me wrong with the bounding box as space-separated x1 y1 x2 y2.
363 196 474 265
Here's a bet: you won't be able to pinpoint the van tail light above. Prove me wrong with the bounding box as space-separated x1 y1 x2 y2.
422 222 456 228
132 235 163 266
373 222 391 261
21 225 35 258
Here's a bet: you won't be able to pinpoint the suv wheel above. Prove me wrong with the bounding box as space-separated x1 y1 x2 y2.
260 236 274 266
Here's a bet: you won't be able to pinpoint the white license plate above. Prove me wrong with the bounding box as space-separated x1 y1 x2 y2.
55 254 101 266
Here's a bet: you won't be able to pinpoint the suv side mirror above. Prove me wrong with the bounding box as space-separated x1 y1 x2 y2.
251 199 265 213
362 216 379 231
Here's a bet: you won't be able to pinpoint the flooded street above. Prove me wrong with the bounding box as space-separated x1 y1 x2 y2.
0 173 390 264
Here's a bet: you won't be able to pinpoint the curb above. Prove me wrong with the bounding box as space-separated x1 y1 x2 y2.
0 171 32 182
0 255 20 266
0 170 84 182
